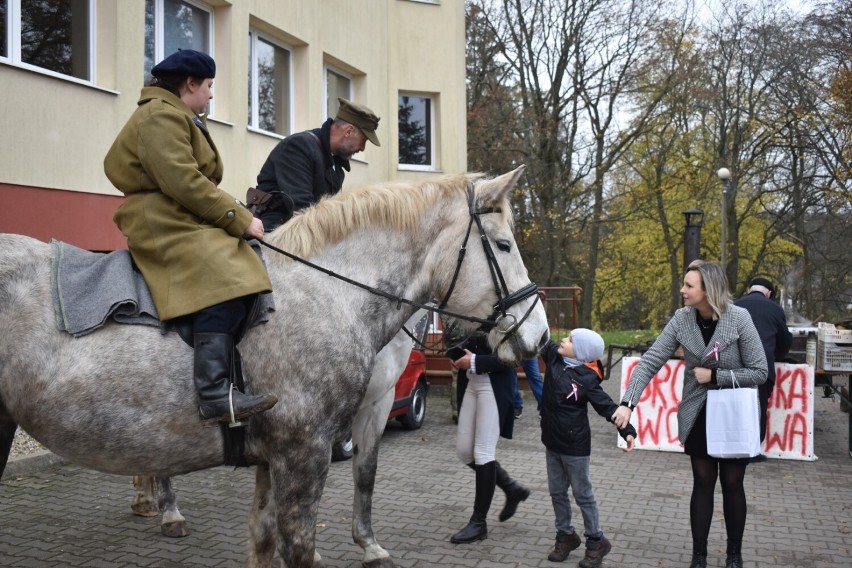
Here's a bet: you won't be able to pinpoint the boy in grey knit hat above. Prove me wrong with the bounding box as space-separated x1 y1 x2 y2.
539 329 636 566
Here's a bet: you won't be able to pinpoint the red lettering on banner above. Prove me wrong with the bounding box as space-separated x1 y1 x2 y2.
665 406 679 445
771 367 809 413
636 406 663 446
787 412 809 455
787 369 809 413
622 359 640 392
623 358 814 460
765 411 788 451
765 411 809 455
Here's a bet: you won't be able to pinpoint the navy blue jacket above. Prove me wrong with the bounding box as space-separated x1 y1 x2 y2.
540 340 636 456
734 291 792 384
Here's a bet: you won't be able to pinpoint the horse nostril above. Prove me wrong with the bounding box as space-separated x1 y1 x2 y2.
539 330 549 349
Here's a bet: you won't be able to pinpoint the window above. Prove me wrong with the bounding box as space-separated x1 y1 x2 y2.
144 0 212 82
398 94 434 168
1 2 7 58
324 66 351 120
1 0 92 81
248 30 292 136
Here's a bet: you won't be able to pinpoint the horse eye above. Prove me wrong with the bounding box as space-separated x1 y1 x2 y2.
496 239 511 252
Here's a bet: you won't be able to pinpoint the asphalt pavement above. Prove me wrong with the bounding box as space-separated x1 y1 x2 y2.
1 366 850 568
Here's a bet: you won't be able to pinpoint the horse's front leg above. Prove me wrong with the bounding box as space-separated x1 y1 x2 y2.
270 447 330 568
246 463 277 568
157 476 188 537
351 389 395 568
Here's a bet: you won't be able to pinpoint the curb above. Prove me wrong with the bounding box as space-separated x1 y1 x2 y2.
2 450 68 481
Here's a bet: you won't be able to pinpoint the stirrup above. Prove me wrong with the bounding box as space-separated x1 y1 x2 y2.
228 384 243 428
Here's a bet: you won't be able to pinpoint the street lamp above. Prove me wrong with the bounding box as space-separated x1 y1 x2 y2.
716 168 731 271
683 208 704 271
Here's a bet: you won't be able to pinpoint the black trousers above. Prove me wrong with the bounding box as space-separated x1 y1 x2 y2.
191 295 257 340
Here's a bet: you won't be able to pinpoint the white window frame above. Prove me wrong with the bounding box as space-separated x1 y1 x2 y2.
247 29 293 137
323 64 353 121
0 0 95 85
145 0 214 111
398 92 436 171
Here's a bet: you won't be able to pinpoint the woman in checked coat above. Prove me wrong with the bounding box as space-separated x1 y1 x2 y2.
612 262 767 568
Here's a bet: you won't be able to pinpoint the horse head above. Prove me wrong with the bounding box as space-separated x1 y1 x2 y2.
427 166 549 364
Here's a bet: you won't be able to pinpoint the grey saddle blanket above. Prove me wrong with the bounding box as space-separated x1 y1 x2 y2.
50 239 274 337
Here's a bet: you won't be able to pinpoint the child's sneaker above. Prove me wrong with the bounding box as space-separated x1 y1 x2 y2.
547 530 581 562
578 536 611 568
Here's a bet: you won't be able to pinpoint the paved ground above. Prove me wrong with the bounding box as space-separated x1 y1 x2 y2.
1 366 850 568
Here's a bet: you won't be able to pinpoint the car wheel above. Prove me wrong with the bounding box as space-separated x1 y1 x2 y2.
398 379 427 430
331 432 353 462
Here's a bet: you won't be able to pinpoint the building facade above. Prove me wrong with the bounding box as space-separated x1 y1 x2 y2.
0 0 467 250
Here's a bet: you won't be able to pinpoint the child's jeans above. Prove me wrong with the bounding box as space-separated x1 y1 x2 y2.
545 449 601 537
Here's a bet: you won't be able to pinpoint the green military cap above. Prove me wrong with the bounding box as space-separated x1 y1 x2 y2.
336 98 381 147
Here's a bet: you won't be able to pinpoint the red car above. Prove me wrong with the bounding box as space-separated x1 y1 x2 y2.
332 349 429 461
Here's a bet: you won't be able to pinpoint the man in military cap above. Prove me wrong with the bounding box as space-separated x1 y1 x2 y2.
255 98 381 231
734 277 793 454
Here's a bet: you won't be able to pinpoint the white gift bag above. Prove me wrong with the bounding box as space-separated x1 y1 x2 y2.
705 378 761 459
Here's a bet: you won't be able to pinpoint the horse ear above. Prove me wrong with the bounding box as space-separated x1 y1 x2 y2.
476 165 525 206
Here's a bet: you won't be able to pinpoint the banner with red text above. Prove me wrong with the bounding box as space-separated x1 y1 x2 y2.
617 357 816 461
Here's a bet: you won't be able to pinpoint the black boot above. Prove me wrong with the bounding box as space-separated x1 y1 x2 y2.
689 553 707 568
725 539 743 568
495 461 530 522
450 461 496 544
192 333 278 423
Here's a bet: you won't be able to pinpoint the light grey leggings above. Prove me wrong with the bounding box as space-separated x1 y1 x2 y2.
456 373 500 465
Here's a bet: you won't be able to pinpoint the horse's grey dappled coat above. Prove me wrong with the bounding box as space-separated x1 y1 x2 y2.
0 167 548 568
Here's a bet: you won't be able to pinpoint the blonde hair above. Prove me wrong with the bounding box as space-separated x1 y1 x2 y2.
686 262 731 320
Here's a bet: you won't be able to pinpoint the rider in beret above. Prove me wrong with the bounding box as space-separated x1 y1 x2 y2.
104 49 278 424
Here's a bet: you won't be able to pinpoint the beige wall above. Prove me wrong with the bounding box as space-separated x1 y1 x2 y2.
0 0 466 210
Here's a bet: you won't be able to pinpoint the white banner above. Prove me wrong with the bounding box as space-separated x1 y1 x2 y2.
617 357 816 461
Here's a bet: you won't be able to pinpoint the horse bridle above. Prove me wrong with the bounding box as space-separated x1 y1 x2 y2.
257 182 541 345
436 183 540 346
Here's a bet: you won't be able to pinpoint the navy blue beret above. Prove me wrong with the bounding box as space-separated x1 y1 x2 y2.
151 49 216 79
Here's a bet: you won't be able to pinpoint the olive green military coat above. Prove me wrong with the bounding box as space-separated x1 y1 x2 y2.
104 87 272 321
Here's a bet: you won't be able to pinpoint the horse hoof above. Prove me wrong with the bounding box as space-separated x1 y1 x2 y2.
130 503 159 517
362 559 395 568
160 521 189 538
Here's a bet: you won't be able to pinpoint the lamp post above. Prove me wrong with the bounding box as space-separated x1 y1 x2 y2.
683 208 704 271
716 168 731 271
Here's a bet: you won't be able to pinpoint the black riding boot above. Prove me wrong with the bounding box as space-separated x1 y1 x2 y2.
495 461 530 521
451 461 496 544
192 333 278 423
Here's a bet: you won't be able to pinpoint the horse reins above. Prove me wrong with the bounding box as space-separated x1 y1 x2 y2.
256 183 540 347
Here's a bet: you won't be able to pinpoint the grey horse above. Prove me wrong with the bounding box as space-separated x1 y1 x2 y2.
0 167 549 567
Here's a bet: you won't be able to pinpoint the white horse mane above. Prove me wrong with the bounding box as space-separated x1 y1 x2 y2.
264 172 511 265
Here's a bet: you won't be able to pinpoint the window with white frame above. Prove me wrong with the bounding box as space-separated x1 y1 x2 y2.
398 93 434 168
248 30 292 136
0 0 92 81
324 66 352 120
1 2 7 59
144 0 212 83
